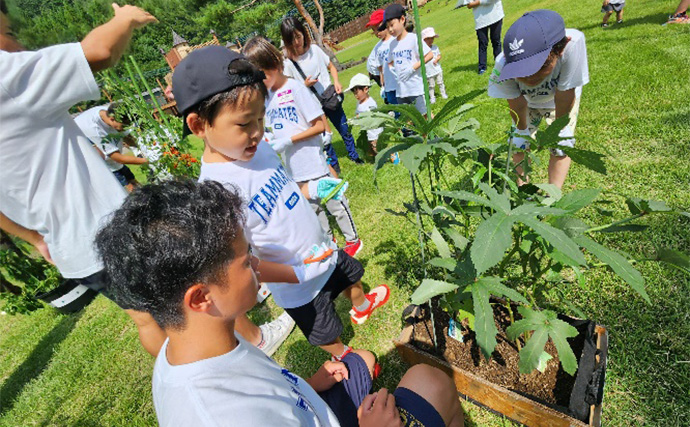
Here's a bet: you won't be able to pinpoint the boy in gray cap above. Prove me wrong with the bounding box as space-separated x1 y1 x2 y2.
488 9 589 189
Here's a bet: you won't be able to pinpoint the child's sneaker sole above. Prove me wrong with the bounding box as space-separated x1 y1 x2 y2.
349 284 391 325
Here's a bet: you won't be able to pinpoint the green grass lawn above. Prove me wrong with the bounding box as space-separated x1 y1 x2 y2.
2 0 689 425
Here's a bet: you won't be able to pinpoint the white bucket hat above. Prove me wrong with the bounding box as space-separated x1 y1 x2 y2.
421 27 439 39
345 73 373 92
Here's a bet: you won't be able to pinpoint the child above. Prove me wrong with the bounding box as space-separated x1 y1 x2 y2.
346 73 382 156
172 45 389 360
242 37 363 258
383 4 434 116
601 0 625 27
365 9 386 88
421 27 448 104
95 179 463 427
75 103 147 192
464 0 504 75
488 10 589 189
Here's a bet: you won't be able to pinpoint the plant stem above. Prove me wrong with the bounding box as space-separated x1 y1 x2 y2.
498 238 520 277
585 213 645 233
130 57 171 129
505 302 521 351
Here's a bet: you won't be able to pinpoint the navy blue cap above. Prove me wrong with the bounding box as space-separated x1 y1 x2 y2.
498 10 566 82
382 4 405 24
172 45 264 114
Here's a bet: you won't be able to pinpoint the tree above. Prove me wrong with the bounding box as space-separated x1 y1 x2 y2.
292 0 341 68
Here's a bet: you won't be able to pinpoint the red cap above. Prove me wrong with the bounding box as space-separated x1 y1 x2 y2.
365 9 385 27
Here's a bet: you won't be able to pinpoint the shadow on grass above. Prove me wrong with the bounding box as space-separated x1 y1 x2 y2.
451 62 481 74
579 12 670 30
369 239 425 292
0 312 83 415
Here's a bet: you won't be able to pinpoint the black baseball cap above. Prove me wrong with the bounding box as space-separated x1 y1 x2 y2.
382 4 405 25
498 10 566 82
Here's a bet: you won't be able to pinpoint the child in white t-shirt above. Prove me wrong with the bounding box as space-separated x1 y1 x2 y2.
244 37 365 258
74 103 148 192
383 4 434 115
96 179 463 427
173 45 390 360
421 27 448 104
601 0 625 27
346 73 382 156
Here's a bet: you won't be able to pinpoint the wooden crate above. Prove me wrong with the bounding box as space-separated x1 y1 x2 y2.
394 323 607 427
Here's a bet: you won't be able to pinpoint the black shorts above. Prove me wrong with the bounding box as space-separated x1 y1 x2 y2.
113 166 135 186
602 2 624 12
78 270 131 309
319 353 445 427
368 72 382 87
285 250 364 346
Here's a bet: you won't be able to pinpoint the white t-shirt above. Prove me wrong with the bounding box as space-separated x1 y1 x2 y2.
74 105 125 172
283 45 332 96
425 45 442 77
367 40 383 76
0 43 127 278
198 140 336 309
356 97 383 141
265 78 329 182
153 336 340 427
488 29 589 109
377 37 398 93
471 0 504 30
387 32 431 98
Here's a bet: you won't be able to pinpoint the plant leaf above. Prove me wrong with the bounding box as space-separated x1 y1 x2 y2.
656 248 690 275
574 235 649 302
470 280 497 360
548 316 580 375
373 142 413 182
429 257 457 272
520 216 587 266
435 190 503 212
595 224 649 233
426 89 483 132
457 298 476 330
443 227 469 252
430 227 451 258
518 327 550 374
560 147 607 175
452 253 477 286
431 142 458 157
534 115 570 147
552 189 601 213
410 279 460 305
552 216 590 238
626 198 672 214
471 212 515 275
478 183 511 213
534 183 563 200
349 111 396 129
480 276 529 304
399 143 434 175
376 104 427 133
511 204 568 217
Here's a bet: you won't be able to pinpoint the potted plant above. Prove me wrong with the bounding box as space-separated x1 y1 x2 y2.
351 93 690 426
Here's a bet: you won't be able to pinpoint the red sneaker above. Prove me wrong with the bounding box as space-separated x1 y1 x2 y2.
349 284 390 325
330 346 352 362
343 239 363 257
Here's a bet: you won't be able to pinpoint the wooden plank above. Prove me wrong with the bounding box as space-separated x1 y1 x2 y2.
395 325 592 427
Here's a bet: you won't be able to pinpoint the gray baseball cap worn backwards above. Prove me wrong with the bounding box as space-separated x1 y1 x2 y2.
498 10 566 82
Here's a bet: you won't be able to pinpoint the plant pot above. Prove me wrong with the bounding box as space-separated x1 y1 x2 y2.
394 306 608 427
36 279 98 314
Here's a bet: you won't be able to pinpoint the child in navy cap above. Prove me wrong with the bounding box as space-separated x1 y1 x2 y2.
488 9 589 189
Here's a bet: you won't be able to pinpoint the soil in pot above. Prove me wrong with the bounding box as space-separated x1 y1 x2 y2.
411 301 585 409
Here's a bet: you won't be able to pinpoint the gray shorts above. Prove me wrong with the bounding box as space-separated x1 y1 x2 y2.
602 2 624 12
397 94 427 115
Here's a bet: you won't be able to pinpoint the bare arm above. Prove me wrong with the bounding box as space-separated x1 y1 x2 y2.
378 66 385 87
413 51 435 70
0 213 54 264
507 96 529 130
290 116 327 144
80 4 157 72
109 152 147 165
255 258 299 283
327 61 343 93
554 88 576 120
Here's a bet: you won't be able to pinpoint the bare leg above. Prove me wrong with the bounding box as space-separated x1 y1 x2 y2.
328 164 339 179
616 9 624 21
512 151 529 186
603 11 613 24
235 313 262 346
548 154 572 189
125 309 166 357
343 281 366 307
320 337 348 358
396 364 464 427
353 349 376 377
674 0 690 15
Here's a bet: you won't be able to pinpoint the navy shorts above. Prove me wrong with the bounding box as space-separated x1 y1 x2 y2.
602 2 624 12
286 250 364 346
319 353 445 427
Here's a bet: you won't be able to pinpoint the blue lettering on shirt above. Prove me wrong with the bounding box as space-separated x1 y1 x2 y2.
393 49 414 63
274 123 283 129
247 165 294 224
281 369 299 386
266 106 300 125
285 192 299 210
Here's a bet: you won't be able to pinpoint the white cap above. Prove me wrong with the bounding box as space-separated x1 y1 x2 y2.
421 27 439 39
345 73 373 92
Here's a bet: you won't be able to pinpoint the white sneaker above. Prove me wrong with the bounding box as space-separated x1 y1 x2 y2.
257 312 295 356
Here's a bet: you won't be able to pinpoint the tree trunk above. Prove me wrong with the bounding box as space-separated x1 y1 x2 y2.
292 0 342 69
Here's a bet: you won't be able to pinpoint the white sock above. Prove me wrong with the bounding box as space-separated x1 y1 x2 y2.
354 298 371 312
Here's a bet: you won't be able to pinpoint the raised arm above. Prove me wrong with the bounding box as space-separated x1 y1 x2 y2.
80 3 157 72
0 212 54 264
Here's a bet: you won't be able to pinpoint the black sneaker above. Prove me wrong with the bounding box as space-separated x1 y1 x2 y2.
478 68 486 75
352 158 365 165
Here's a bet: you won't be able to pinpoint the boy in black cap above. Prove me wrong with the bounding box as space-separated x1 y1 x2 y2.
488 9 589 189
97 178 464 426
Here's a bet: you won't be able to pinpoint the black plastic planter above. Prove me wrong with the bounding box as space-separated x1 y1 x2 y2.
36 279 98 314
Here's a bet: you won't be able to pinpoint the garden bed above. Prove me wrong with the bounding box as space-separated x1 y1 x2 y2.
395 301 608 426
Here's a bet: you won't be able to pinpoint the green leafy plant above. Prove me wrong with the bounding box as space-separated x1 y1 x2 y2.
354 92 690 376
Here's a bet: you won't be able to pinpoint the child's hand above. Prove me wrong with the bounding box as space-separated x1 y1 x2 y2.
466 0 481 9
308 177 348 201
398 67 415 82
602 0 609 5
358 389 402 427
111 3 158 28
268 137 293 154
322 361 349 382
304 76 319 87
